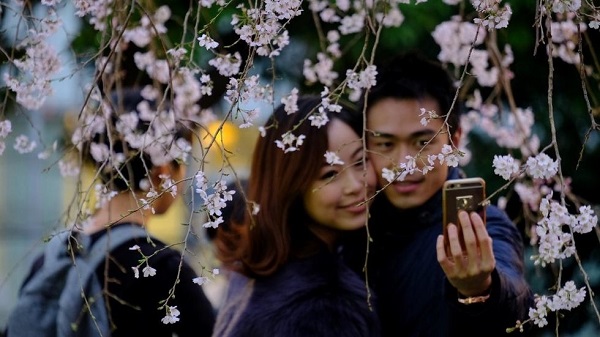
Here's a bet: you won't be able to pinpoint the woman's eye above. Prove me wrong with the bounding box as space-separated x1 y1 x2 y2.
353 157 368 167
320 170 338 180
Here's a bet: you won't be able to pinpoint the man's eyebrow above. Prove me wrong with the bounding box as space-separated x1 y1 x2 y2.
368 129 438 139
410 129 438 138
367 130 394 138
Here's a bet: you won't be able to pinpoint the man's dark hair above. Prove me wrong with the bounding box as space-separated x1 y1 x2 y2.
363 51 461 134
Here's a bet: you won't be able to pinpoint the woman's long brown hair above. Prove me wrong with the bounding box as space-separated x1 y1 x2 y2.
216 95 362 277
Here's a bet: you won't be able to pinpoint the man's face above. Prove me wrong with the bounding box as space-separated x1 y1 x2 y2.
367 97 461 210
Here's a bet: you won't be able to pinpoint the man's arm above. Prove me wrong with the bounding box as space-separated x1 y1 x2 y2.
437 207 534 336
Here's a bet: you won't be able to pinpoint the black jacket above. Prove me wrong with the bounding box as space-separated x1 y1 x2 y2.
213 249 381 337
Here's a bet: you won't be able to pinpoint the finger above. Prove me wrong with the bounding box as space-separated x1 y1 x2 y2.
457 210 480 272
458 210 477 252
436 235 454 271
447 224 466 269
470 212 495 270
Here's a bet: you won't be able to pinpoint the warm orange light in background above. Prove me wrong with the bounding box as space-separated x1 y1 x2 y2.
202 120 240 150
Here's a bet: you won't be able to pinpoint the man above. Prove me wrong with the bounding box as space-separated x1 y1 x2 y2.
352 52 534 336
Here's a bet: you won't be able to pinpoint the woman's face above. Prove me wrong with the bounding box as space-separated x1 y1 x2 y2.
304 119 376 244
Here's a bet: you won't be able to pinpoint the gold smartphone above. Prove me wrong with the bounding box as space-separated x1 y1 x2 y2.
442 177 487 252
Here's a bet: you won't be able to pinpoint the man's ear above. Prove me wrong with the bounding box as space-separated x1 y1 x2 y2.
451 126 462 148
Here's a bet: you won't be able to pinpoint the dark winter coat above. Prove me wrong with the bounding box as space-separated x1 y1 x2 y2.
213 249 381 337
345 168 534 337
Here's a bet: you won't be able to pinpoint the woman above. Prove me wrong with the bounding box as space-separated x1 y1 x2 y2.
213 95 380 336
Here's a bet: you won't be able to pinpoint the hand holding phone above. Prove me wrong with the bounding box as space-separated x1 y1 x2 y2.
442 177 487 254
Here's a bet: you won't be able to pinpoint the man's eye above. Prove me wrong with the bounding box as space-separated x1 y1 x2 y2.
374 141 393 149
416 139 429 147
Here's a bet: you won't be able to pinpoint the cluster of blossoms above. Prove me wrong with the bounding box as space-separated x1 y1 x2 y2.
345 65 378 102
492 152 559 182
382 144 461 183
463 92 538 154
194 171 237 229
272 90 344 153
531 192 597 266
549 11 588 66
528 281 587 328
472 0 513 30
303 0 400 100
231 0 300 58
3 12 62 110
72 0 114 31
432 15 509 88
71 87 194 171
224 75 273 128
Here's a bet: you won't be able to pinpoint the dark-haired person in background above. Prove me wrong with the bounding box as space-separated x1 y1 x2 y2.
10 89 215 337
345 52 534 337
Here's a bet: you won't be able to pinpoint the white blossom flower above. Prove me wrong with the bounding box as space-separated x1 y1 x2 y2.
203 216 224 229
258 127 267 137
129 245 140 251
13 135 37 154
89 143 109 163
94 184 118 209
132 266 140 279
381 168 396 183
303 53 338 86
159 174 177 198
572 205 597 234
208 52 242 77
555 281 586 310
324 151 344 165
275 132 306 153
252 203 260 215
529 295 550 328
439 144 460 167
281 88 299 114
0 120 12 138
143 265 157 277
58 159 80 177
339 13 365 35
525 153 558 180
193 276 210 285
308 110 329 128
198 34 219 49
161 306 180 324
492 154 521 180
